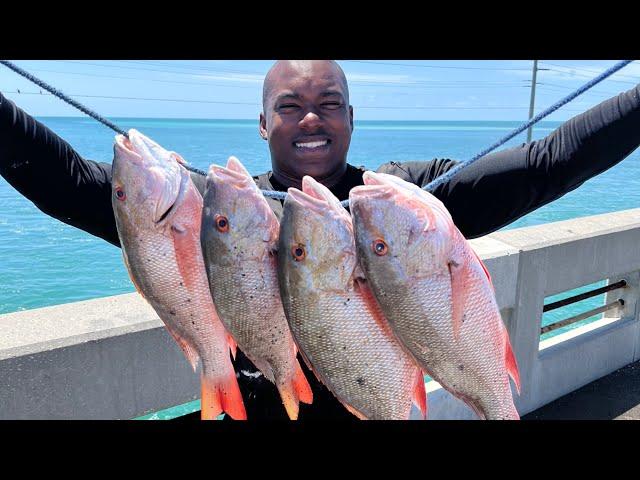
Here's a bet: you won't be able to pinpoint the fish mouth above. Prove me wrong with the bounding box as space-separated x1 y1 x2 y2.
155 167 189 225
285 186 329 215
208 163 251 187
301 175 349 215
349 184 396 205
114 134 144 165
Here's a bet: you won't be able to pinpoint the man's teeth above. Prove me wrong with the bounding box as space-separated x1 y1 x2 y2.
295 140 328 148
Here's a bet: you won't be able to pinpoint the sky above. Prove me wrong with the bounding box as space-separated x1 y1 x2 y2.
0 60 637 121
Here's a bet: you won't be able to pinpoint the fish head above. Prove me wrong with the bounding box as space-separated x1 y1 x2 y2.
279 175 357 293
112 129 189 232
201 156 279 262
349 171 454 282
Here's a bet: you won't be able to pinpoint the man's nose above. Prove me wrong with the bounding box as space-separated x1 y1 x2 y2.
299 110 322 131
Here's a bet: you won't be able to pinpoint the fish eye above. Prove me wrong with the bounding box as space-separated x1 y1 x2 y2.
115 187 126 201
372 239 388 256
215 215 229 232
292 244 306 261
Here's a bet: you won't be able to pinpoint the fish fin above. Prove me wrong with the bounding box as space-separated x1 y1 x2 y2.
164 325 199 372
171 225 200 292
341 402 368 420
448 258 467 342
296 345 315 375
472 249 494 290
278 361 314 420
413 370 428 420
353 261 367 282
200 371 247 420
504 332 521 395
121 250 146 300
228 334 238 361
293 361 314 405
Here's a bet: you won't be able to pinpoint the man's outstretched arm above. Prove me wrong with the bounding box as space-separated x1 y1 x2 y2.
379 84 640 238
0 93 121 246
0 93 208 247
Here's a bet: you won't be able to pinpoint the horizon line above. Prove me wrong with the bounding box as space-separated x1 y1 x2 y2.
33 115 565 123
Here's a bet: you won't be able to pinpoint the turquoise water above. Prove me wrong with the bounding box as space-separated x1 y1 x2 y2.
1 118 638 418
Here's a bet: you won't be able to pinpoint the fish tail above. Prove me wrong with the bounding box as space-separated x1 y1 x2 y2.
227 334 238 361
504 331 521 395
200 370 247 421
412 369 428 420
278 361 314 420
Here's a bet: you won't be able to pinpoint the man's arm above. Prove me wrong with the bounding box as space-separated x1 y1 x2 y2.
379 84 640 239
0 93 122 246
0 93 207 247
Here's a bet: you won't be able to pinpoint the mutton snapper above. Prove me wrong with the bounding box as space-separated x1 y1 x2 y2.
200 156 313 420
111 129 246 420
349 171 520 420
277 175 426 420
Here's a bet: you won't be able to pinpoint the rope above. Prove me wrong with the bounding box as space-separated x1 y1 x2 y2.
0 60 208 177
1 60 633 207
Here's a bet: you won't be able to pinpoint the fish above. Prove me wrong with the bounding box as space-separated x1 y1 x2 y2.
277 175 427 420
111 129 246 420
349 171 520 420
200 156 313 420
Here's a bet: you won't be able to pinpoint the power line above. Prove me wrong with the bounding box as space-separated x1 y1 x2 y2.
6 62 534 91
17 68 259 90
540 61 639 81
536 82 624 97
343 60 532 71
0 89 588 111
542 66 637 86
40 60 267 80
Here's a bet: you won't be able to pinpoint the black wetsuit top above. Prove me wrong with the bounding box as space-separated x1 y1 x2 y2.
2 85 640 420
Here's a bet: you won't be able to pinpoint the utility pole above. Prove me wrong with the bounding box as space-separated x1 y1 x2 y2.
527 60 538 143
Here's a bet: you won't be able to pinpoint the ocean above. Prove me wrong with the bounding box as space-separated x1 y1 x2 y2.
1 117 638 419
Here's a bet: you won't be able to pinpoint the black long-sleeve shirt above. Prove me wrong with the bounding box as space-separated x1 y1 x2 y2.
1 85 640 420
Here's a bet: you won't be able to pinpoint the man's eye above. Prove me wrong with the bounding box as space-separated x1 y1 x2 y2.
279 104 299 110
323 102 342 109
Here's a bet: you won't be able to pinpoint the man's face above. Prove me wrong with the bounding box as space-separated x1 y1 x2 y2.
260 61 354 182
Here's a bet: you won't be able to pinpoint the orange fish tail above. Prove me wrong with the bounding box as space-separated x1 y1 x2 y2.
200 371 247 421
278 361 314 420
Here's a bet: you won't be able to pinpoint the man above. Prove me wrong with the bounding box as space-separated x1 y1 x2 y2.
1 60 639 420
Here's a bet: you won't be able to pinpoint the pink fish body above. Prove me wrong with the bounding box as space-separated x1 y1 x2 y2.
278 176 426 420
111 129 246 420
350 171 520 420
200 156 313 420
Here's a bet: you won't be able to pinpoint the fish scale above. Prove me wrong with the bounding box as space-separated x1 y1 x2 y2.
286 290 421 420
212 262 294 381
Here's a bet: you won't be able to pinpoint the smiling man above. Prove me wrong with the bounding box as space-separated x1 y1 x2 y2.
259 60 353 188
1 60 640 420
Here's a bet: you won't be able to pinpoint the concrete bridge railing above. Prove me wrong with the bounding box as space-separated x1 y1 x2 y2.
1 208 639 419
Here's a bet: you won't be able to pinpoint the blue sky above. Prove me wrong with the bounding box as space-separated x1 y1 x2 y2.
0 60 637 121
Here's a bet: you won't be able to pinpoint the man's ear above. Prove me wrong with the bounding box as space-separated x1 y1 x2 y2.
259 113 268 140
